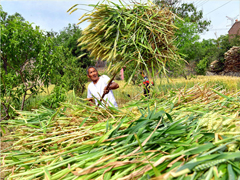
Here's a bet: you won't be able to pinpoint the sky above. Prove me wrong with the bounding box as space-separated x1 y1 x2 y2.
1 0 240 40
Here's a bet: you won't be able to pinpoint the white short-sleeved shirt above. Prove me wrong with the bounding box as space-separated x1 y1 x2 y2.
87 75 118 107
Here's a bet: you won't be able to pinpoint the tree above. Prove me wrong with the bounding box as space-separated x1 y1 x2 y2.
0 7 62 119
48 24 94 95
53 51 90 95
174 18 200 59
153 0 211 78
123 63 142 85
52 23 93 68
194 34 240 75
154 0 211 33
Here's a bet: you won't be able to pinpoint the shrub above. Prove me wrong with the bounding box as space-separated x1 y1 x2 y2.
40 85 67 109
196 57 209 75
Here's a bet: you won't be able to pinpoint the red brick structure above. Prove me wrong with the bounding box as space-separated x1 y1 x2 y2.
228 20 240 40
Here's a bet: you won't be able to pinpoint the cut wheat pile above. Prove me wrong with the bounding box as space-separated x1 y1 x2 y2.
1 85 240 179
68 0 182 76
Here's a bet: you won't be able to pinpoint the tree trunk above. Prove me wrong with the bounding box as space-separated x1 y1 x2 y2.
81 84 85 94
1 102 10 121
21 92 27 110
2 57 8 74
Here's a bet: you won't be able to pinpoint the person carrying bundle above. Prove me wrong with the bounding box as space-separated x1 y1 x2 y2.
86 66 119 107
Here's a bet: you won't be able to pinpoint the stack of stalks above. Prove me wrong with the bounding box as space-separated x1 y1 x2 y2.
1 85 240 179
68 0 182 75
224 46 240 73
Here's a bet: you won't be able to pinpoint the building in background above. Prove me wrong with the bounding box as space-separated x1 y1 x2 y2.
95 59 106 68
228 20 240 40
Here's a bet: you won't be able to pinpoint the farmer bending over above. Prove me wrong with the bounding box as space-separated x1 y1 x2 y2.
87 66 119 107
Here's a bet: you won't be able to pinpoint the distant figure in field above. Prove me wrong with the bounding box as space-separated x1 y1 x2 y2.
139 72 154 97
87 66 119 107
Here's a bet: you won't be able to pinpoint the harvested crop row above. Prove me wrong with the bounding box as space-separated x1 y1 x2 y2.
1 85 239 179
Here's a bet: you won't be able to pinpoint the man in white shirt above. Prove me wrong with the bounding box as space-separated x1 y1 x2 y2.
87 66 119 107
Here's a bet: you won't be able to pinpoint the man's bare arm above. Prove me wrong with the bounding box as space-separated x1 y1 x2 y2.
104 82 119 94
109 82 119 90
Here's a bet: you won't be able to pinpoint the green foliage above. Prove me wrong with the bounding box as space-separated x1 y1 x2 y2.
154 0 212 77
230 34 240 46
164 7 203 77
0 7 62 119
0 6 94 119
155 0 211 33
214 35 231 63
175 18 200 51
166 18 199 79
49 24 93 95
124 63 142 85
40 86 67 109
0 72 21 118
176 34 240 75
57 55 89 95
174 2 211 33
196 57 209 75
166 19 200 78
215 35 240 64
51 23 93 68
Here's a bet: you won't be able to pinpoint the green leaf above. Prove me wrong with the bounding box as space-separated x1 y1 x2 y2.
103 171 112 180
228 161 240 175
108 119 124 139
1 126 6 134
205 167 213 180
106 119 109 133
79 117 88 128
90 128 115 150
11 156 20 162
228 164 236 180
134 134 161 177
167 130 186 135
211 88 229 99
165 113 173 122
44 167 51 180
185 143 214 155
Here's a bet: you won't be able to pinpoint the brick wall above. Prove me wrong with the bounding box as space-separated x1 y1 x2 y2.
228 21 240 40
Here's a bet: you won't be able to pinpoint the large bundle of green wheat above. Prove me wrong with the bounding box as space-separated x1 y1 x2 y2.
68 0 181 74
1 85 240 179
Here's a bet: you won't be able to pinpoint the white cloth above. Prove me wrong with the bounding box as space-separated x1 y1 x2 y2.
87 75 118 107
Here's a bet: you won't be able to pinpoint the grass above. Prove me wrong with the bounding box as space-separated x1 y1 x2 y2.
24 75 240 111
155 75 240 96
24 85 55 111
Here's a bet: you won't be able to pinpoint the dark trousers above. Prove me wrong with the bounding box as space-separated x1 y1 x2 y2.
143 84 150 97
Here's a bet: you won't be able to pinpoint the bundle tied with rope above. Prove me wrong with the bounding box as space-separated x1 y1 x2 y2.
68 0 183 102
